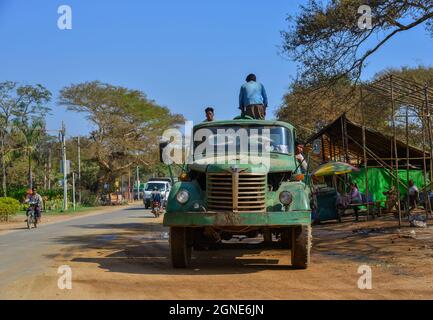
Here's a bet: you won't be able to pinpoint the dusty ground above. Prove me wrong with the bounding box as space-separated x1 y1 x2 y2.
1 205 433 300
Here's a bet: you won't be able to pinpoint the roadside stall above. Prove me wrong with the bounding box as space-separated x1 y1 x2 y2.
312 161 369 223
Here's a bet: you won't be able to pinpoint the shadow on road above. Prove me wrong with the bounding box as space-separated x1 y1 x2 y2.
123 207 147 211
51 221 295 275
51 215 429 276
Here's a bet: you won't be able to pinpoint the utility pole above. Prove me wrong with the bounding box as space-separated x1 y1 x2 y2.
72 172 76 210
48 148 52 190
61 121 68 211
128 169 131 202
136 166 140 200
77 136 81 204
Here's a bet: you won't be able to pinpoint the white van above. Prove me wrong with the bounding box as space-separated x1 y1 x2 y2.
143 180 171 209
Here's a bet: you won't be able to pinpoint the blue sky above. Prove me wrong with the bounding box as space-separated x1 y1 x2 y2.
1 0 432 137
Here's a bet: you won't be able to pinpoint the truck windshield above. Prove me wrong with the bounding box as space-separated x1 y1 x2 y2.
145 183 165 191
193 126 293 156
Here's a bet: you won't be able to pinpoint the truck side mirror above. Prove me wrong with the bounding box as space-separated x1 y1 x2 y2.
159 141 169 163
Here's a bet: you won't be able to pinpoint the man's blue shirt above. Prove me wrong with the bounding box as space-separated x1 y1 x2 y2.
152 192 161 202
239 81 268 109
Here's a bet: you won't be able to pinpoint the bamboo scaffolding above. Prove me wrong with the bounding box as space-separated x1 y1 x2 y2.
390 76 403 227
315 73 433 225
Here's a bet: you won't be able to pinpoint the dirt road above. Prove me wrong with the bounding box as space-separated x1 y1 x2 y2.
1 205 432 299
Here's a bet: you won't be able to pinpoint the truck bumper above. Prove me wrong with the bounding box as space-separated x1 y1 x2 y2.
163 211 311 227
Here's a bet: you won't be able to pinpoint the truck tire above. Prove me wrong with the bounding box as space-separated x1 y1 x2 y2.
170 227 192 268
291 225 312 269
280 228 292 248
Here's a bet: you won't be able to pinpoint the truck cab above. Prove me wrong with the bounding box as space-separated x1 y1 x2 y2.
162 117 312 269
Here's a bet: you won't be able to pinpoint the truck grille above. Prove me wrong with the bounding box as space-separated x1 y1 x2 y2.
207 173 266 212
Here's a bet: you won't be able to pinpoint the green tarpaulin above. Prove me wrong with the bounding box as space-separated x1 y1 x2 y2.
349 168 429 205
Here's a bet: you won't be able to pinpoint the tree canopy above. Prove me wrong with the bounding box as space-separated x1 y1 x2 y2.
0 82 51 195
59 81 184 191
281 0 433 87
277 66 433 143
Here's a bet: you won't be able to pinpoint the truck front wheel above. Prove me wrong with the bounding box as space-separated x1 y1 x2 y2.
170 227 193 268
291 225 312 269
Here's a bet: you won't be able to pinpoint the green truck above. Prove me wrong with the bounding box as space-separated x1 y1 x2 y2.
161 116 312 268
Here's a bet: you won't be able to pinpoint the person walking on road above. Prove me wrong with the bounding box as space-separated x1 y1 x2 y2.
239 73 268 120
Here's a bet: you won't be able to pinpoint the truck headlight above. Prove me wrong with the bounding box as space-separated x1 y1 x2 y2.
176 189 190 204
279 191 293 205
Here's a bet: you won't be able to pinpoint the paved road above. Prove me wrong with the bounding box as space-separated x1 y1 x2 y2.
0 205 164 294
1 204 432 299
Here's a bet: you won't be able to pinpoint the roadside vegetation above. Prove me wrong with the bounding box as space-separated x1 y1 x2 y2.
0 81 183 211
0 197 20 222
278 0 433 141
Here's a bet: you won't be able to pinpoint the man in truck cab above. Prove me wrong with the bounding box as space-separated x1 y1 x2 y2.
239 73 268 120
295 141 308 173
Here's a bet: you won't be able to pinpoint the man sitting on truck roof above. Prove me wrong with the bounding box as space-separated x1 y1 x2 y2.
239 73 268 120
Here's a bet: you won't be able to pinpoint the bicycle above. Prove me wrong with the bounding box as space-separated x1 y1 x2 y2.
26 202 39 229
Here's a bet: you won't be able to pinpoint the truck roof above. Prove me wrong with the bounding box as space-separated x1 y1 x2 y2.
193 118 295 131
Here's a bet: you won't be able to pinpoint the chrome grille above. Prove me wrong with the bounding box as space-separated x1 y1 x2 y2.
207 173 266 212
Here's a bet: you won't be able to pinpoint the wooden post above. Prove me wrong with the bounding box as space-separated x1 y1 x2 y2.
405 106 410 216
360 87 370 220
343 114 349 162
424 85 433 217
390 76 402 227
421 97 430 217
321 137 326 162
426 86 433 190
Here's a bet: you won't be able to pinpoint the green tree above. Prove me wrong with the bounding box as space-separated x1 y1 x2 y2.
14 119 47 188
0 82 51 195
59 81 184 193
281 0 433 87
277 66 433 142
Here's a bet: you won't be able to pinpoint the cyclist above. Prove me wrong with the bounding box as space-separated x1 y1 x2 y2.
24 187 43 223
151 186 162 202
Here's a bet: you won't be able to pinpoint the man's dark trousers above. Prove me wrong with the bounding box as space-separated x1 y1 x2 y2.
242 104 266 120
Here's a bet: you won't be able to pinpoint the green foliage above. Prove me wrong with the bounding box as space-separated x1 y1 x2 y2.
80 190 99 207
281 0 433 86
6 187 28 201
0 197 20 221
59 81 184 193
277 66 433 144
1 80 184 202
0 81 52 196
5 187 63 201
